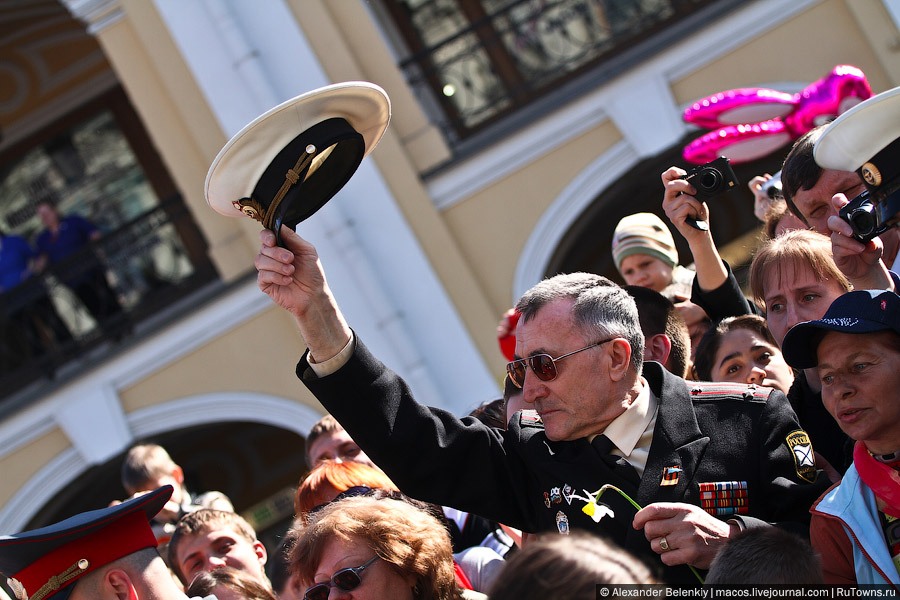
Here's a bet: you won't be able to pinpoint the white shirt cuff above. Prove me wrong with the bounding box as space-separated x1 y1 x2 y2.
308 333 355 377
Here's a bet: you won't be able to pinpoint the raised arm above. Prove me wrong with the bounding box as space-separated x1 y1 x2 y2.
255 225 352 363
661 167 728 293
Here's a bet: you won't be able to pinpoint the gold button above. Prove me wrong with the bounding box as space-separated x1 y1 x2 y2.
861 162 882 187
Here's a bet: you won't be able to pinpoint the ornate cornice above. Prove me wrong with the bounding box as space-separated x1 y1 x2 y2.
59 0 124 35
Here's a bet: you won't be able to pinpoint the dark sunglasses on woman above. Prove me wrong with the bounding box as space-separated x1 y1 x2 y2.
304 555 380 600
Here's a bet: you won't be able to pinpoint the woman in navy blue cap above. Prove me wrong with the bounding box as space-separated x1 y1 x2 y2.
0 486 214 600
782 289 900 586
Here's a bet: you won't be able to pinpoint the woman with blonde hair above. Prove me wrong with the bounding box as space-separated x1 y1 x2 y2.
745 229 852 479
289 495 469 600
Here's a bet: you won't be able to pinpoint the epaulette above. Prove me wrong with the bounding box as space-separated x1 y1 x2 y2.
518 409 544 428
687 381 772 402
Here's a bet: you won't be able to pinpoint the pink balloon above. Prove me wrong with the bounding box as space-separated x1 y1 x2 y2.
683 120 791 165
683 88 795 129
681 65 872 164
784 64 871 136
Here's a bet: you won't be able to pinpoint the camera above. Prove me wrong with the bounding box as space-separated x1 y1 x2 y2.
839 190 890 243
681 156 739 199
762 171 783 200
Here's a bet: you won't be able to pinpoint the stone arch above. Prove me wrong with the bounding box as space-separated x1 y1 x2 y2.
0 392 322 533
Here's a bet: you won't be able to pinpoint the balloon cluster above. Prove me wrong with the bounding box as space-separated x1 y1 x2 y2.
682 65 872 165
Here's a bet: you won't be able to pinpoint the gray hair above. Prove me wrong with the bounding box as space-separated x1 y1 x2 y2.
515 273 644 373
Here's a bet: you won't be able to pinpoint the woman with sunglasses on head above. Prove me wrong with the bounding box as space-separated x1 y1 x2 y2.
293 459 501 595
294 459 399 521
289 495 480 600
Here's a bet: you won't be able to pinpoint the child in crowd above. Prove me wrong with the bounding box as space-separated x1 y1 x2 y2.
612 212 694 300
612 212 709 353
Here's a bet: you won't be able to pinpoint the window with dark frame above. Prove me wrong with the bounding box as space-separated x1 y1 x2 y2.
381 0 722 143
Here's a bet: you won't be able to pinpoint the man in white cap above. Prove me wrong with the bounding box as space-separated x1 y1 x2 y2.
813 85 900 292
783 85 900 278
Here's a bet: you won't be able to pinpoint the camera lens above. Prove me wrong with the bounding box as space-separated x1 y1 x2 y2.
848 206 877 239
697 168 723 192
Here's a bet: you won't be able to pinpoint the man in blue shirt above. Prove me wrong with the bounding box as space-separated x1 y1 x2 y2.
0 230 72 364
33 200 124 331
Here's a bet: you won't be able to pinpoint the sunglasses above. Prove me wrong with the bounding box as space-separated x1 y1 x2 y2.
304 556 380 600
506 337 617 388
308 486 409 517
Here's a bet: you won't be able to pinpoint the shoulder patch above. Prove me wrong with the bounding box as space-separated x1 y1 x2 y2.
689 381 771 402
786 429 817 483
519 409 544 428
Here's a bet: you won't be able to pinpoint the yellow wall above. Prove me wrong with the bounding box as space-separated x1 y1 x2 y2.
119 307 315 414
0 429 70 506
444 120 623 311
672 1 893 104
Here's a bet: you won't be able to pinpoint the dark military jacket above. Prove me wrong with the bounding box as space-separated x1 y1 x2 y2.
300 338 829 584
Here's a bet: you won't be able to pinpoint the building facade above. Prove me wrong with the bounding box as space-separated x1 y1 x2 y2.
0 0 897 554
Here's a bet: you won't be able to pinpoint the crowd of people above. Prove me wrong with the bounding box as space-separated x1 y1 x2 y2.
1 82 899 598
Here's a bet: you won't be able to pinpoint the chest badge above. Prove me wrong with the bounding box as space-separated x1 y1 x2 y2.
660 465 682 486
555 510 570 535
786 430 817 483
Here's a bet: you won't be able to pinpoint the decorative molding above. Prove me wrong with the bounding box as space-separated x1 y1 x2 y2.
0 415 56 457
0 392 323 533
513 140 638 300
0 448 85 533
53 383 130 465
59 0 125 35
128 392 323 439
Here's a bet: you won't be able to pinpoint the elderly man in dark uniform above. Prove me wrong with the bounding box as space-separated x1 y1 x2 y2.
0 486 211 600
253 226 828 583
202 81 824 584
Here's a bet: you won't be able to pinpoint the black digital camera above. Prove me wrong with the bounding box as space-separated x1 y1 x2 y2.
839 190 890 243
681 156 739 200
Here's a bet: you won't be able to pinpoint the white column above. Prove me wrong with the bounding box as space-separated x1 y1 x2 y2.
151 0 498 413
53 382 132 464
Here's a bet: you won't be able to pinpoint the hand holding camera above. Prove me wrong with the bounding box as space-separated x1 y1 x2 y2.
679 157 740 230
827 192 895 292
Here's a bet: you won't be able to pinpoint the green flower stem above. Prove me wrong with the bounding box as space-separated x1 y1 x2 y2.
594 484 705 584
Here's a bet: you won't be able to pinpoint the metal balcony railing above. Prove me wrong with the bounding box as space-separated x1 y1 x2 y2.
392 0 722 143
0 200 217 402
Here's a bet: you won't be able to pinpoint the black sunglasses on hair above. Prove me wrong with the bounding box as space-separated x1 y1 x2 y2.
505 337 617 388
308 486 410 516
304 556 379 600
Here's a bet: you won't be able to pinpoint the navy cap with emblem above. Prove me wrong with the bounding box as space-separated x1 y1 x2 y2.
782 289 900 369
814 85 900 232
0 485 173 600
205 81 391 246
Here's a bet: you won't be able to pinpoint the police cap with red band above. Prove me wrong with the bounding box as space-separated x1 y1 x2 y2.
0 485 172 600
